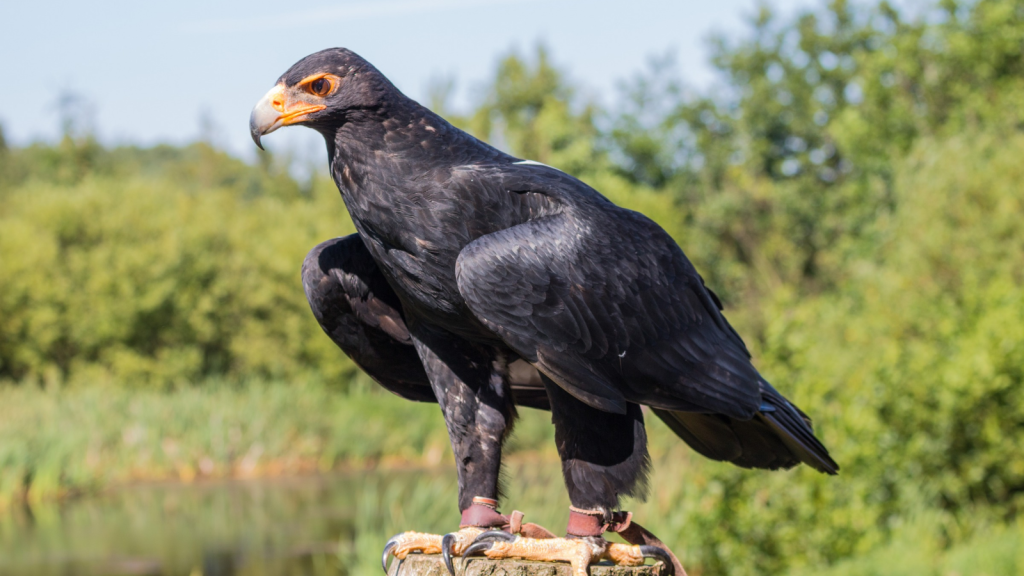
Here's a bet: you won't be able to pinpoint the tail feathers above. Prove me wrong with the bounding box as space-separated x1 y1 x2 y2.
652 382 838 475
759 384 839 474
651 407 742 462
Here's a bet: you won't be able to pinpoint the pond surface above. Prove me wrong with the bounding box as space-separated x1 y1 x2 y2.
0 464 569 576
0 471 438 576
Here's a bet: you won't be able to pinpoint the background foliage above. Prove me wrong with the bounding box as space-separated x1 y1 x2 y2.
2 0 1023 574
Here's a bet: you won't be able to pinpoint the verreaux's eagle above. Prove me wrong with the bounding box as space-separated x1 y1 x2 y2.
250 48 837 576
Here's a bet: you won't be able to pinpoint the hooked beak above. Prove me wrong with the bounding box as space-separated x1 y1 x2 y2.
249 84 326 150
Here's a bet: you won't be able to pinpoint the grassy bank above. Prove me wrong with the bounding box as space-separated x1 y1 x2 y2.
0 377 716 508
4 379 1023 576
0 379 471 506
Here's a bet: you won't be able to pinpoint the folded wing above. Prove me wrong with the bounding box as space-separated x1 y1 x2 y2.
454 165 837 473
455 178 761 418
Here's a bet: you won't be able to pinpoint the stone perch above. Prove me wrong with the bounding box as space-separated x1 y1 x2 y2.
388 553 659 576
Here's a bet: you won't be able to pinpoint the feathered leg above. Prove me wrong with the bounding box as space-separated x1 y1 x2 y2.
542 375 651 511
463 376 681 576
382 322 518 574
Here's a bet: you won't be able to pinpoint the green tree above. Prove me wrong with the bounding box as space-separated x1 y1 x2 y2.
467 45 605 177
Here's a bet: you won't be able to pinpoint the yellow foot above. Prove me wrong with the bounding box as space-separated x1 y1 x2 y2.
381 527 484 575
464 531 675 576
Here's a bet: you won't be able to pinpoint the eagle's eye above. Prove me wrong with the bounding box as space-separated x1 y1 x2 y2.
310 78 331 96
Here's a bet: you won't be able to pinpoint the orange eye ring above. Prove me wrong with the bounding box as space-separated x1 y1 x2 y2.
310 78 331 96
297 73 340 98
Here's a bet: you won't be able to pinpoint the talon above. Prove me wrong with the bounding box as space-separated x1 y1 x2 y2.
442 533 457 576
463 541 494 558
472 530 516 544
639 545 674 576
382 537 399 574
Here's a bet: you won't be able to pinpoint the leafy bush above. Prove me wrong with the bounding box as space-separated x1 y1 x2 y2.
629 133 1024 575
0 143 358 386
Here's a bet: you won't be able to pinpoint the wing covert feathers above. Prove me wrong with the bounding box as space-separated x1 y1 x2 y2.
455 205 762 418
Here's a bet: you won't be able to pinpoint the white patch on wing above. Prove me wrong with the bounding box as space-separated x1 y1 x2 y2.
514 159 565 173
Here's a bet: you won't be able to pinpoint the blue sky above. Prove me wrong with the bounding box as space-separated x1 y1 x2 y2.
1 0 819 159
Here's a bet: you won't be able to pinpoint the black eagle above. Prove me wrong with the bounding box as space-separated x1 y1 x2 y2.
250 48 837 576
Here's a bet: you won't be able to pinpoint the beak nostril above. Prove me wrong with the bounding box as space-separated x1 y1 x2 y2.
271 98 284 112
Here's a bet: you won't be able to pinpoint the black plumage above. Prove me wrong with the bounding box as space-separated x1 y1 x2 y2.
253 47 837 527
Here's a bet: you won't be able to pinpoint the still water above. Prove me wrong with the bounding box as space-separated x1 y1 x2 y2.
0 470 457 576
0 464 569 576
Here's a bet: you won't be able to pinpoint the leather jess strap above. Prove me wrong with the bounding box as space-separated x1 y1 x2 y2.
618 520 688 576
568 509 687 576
459 503 557 539
460 503 507 528
566 508 633 537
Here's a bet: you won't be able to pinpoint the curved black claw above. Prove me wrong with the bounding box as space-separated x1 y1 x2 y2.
441 533 457 576
639 545 674 576
381 536 399 574
462 541 494 558
471 530 516 545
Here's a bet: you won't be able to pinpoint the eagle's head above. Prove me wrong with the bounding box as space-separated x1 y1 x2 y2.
249 48 395 149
